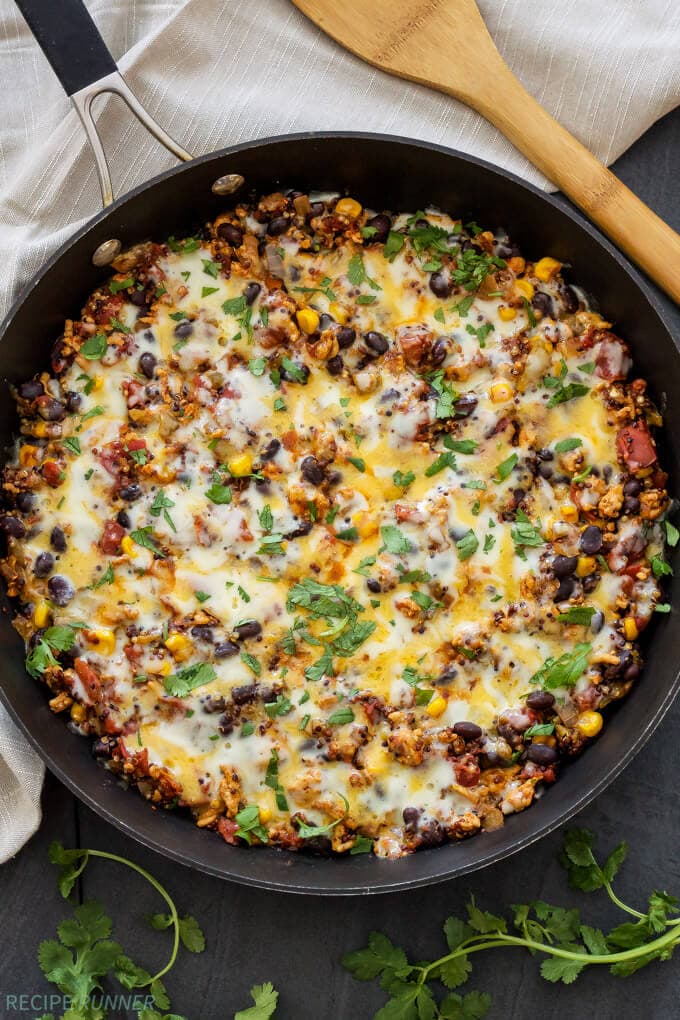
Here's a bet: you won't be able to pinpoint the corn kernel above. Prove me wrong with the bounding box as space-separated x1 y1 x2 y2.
534 257 562 282
157 661 172 677
515 278 535 300
296 307 320 334
426 695 447 718
623 617 639 641
19 444 39 468
92 375 104 392
560 504 579 523
87 628 116 655
33 421 49 438
490 381 514 403
120 535 136 557
227 452 253 477
498 306 517 322
165 632 191 660
352 510 378 539
576 556 596 577
328 302 349 325
577 710 603 738
70 703 87 724
33 601 51 628
259 806 272 823
335 197 362 218
532 734 557 747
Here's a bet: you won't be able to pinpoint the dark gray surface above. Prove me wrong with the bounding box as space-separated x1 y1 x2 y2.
1 107 679 1020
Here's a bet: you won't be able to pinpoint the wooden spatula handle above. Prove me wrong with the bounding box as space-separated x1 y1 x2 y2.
463 63 680 303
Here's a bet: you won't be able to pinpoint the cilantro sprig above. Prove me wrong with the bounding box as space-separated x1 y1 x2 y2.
41 840 206 1020
343 829 680 1018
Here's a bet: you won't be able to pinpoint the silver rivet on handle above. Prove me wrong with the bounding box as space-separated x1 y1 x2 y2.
212 174 245 196
91 238 122 266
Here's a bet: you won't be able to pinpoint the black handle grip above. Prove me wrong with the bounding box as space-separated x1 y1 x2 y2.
15 0 117 96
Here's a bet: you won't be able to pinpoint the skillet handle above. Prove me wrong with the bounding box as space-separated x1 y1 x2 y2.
14 0 117 96
15 0 192 208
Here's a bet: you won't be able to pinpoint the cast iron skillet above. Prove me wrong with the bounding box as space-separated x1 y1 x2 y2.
1 0 678 895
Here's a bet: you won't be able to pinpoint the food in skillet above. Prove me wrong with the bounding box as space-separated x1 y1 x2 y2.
0 191 671 858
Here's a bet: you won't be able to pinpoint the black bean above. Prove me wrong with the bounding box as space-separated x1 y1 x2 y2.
624 662 641 682
217 223 243 246
531 291 554 317
214 640 239 658
15 492 35 514
33 552 54 577
119 483 142 502
38 398 66 422
129 288 147 307
552 555 578 578
579 525 603 555
318 313 334 331
267 216 289 236
138 352 157 379
300 455 325 486
191 625 214 643
65 391 82 413
116 510 131 529
419 821 446 847
561 285 580 313
244 282 261 305
527 743 559 765
0 515 26 538
285 521 313 539
234 620 262 641
537 447 554 461
48 575 75 606
336 327 356 349
19 378 43 400
481 750 507 768
327 470 342 486
402 806 420 829
326 355 344 376
526 690 555 710
590 610 605 634
50 526 67 552
623 496 640 514
434 665 458 686
495 240 521 260
623 478 641 497
429 271 453 298
366 578 381 593
431 338 449 365
174 320 194 339
538 463 553 479
260 438 281 461
280 361 310 384
554 576 576 602
454 393 478 418
232 683 259 705
92 737 115 758
218 718 234 737
308 201 324 217
363 331 389 356
366 213 391 243
453 721 482 741
582 573 600 594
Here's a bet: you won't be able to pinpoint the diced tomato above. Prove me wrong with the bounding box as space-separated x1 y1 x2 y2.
100 519 125 554
74 657 101 701
42 460 64 487
217 817 239 845
93 294 124 325
616 422 657 472
454 755 481 788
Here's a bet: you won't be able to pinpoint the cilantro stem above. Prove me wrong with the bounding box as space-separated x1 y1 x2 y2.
88 849 180 984
604 879 646 920
417 923 680 977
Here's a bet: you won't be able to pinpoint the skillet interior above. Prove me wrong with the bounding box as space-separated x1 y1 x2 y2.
0 132 678 894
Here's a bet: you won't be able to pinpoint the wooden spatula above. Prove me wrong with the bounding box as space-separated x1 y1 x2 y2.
293 0 680 304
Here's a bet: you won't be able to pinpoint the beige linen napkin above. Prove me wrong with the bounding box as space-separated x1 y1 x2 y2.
0 0 678 861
